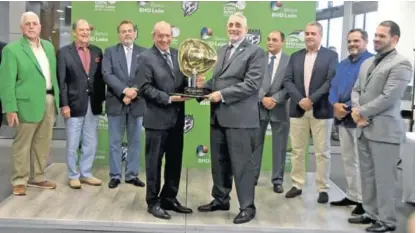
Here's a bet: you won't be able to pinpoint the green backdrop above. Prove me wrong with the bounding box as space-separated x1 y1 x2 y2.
72 1 315 171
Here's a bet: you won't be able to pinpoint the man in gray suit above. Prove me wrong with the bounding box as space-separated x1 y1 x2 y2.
102 20 146 189
196 12 267 224
348 21 412 233
253 30 290 193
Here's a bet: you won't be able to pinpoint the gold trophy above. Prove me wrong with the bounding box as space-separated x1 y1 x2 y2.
175 38 217 98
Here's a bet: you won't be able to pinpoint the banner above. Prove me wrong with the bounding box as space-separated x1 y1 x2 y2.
72 1 315 171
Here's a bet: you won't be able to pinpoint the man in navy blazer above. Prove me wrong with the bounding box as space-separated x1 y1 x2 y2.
102 20 147 189
283 22 338 203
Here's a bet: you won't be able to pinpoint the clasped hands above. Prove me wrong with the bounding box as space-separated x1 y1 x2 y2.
123 87 139 105
351 108 369 128
196 76 221 103
298 98 313 111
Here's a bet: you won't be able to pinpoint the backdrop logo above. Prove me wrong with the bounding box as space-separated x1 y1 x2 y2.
285 30 305 49
246 29 261 45
196 145 209 157
94 1 116 12
184 114 194 133
223 1 246 16
270 1 283 11
137 1 165 14
172 26 181 38
182 1 199 16
89 30 109 42
200 27 213 40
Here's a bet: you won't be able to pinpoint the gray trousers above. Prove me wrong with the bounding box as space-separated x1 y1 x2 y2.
338 126 362 203
357 134 399 226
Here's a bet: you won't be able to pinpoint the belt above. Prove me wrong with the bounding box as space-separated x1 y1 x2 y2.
46 89 54 95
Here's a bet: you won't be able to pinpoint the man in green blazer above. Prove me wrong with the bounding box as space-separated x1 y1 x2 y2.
0 11 60 196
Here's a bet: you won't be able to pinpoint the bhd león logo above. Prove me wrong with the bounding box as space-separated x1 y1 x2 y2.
270 1 283 11
223 1 246 16
182 1 199 16
246 29 261 45
200 27 213 40
196 145 209 158
137 1 165 14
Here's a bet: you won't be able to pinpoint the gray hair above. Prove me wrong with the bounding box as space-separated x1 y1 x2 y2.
20 11 40 26
306 21 323 36
152 21 172 35
228 12 248 27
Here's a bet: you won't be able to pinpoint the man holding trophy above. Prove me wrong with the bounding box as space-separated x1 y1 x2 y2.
195 12 267 224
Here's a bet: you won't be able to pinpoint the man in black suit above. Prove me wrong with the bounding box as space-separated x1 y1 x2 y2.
102 20 146 189
57 19 105 189
0 41 6 127
135 21 193 220
283 21 338 203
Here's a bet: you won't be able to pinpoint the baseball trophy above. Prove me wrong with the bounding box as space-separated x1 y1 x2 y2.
174 38 217 98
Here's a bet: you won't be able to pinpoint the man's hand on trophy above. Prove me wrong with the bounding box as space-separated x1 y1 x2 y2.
171 96 191 102
196 75 205 88
206 91 222 103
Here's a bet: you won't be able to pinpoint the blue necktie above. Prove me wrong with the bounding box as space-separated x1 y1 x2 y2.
268 55 276 79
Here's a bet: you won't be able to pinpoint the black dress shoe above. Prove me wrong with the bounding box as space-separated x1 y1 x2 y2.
125 178 145 187
285 187 302 198
330 197 359 206
365 221 396 232
233 209 256 224
161 200 193 214
317 192 329 203
198 200 230 212
108 178 120 189
147 204 171 220
273 184 284 193
348 215 376 224
351 203 365 216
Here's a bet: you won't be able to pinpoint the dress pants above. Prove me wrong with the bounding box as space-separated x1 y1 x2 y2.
210 117 257 210
145 117 184 206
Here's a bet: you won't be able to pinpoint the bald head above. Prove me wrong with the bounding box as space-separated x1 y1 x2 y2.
152 21 172 52
20 11 41 41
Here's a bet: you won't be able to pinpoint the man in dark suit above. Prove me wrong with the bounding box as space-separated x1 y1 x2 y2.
196 12 266 224
102 20 146 189
253 31 290 193
283 21 338 203
0 41 6 127
135 21 193 220
57 19 105 189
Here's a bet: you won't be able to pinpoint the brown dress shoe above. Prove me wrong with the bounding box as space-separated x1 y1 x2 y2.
13 185 26 196
27 180 57 189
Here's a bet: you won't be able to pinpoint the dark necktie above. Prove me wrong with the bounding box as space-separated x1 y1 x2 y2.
268 55 276 79
223 44 234 66
163 52 174 71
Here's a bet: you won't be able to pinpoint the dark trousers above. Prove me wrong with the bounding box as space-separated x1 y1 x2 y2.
210 118 257 210
145 118 184 207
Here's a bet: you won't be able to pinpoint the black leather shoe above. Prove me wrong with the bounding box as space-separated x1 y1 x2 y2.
330 197 359 206
317 192 329 203
348 215 376 224
108 178 120 189
161 200 193 214
125 178 145 187
273 184 284 193
198 200 230 212
365 221 396 232
147 204 171 220
233 209 256 224
351 203 365 216
285 187 302 198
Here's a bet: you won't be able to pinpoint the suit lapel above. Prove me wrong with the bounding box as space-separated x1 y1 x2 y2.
117 44 129 78
271 54 287 86
310 48 324 84
20 38 43 77
69 43 87 76
129 45 140 79
40 40 54 77
364 51 395 87
220 41 246 75
152 46 175 80
213 45 227 78
88 47 97 78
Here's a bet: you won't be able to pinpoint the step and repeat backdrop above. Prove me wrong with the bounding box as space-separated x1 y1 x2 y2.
72 1 315 171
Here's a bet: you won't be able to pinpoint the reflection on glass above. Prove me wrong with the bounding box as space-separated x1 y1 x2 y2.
318 19 328 47
328 16 343 60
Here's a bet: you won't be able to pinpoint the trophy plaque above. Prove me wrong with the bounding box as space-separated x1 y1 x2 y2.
172 38 217 98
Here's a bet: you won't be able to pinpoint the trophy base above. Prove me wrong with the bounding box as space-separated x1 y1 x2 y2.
170 87 207 98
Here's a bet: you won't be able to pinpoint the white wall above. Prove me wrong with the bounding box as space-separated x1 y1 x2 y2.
377 1 415 69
